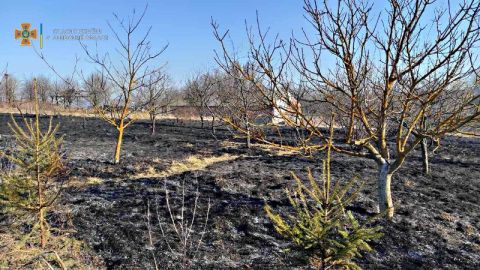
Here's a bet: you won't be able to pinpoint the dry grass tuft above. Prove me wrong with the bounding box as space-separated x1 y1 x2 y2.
220 140 300 156
461 223 475 236
0 205 104 269
0 230 104 269
134 154 237 179
404 179 416 188
66 176 104 188
438 212 457 222
86 177 104 185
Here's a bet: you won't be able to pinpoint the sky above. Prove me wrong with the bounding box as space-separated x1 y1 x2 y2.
0 0 308 86
0 0 468 88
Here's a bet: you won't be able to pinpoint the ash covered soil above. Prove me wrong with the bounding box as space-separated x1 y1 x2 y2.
0 114 479 269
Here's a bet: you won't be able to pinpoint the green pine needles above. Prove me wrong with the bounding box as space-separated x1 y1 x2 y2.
0 84 99 268
265 142 382 270
0 78 66 249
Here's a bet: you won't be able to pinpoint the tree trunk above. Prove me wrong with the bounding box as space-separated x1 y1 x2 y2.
246 123 251 149
114 126 124 164
200 115 204 128
37 159 46 248
211 115 216 135
421 138 429 175
246 133 251 148
378 161 394 220
151 115 156 135
82 109 87 129
39 207 46 248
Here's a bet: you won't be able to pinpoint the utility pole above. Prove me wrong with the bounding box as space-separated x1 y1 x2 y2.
4 73 9 103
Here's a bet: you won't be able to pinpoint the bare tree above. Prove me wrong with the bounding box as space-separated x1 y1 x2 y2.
81 71 111 108
36 76 52 103
139 70 174 135
215 68 267 148
213 0 480 220
23 76 59 105
184 72 217 128
81 5 168 164
33 48 80 110
1 73 18 104
48 81 62 106
417 79 478 174
59 78 79 108
22 78 36 102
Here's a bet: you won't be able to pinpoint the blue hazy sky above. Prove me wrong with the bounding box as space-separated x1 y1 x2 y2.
0 0 459 86
0 0 308 85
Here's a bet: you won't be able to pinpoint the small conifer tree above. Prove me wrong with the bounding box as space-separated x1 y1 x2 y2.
265 126 382 270
0 78 66 248
0 80 103 269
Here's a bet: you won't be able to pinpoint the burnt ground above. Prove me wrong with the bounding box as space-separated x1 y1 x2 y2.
0 113 479 269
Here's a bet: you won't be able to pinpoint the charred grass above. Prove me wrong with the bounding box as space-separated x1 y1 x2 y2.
0 114 479 269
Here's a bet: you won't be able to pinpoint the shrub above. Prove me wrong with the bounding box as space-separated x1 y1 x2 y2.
145 177 211 270
264 146 382 270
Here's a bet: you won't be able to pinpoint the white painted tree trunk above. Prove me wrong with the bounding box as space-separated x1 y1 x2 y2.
421 138 429 175
245 115 251 149
378 161 394 220
246 127 251 149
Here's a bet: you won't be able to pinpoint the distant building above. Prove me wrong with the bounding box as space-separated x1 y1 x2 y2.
270 95 302 125
165 94 303 125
